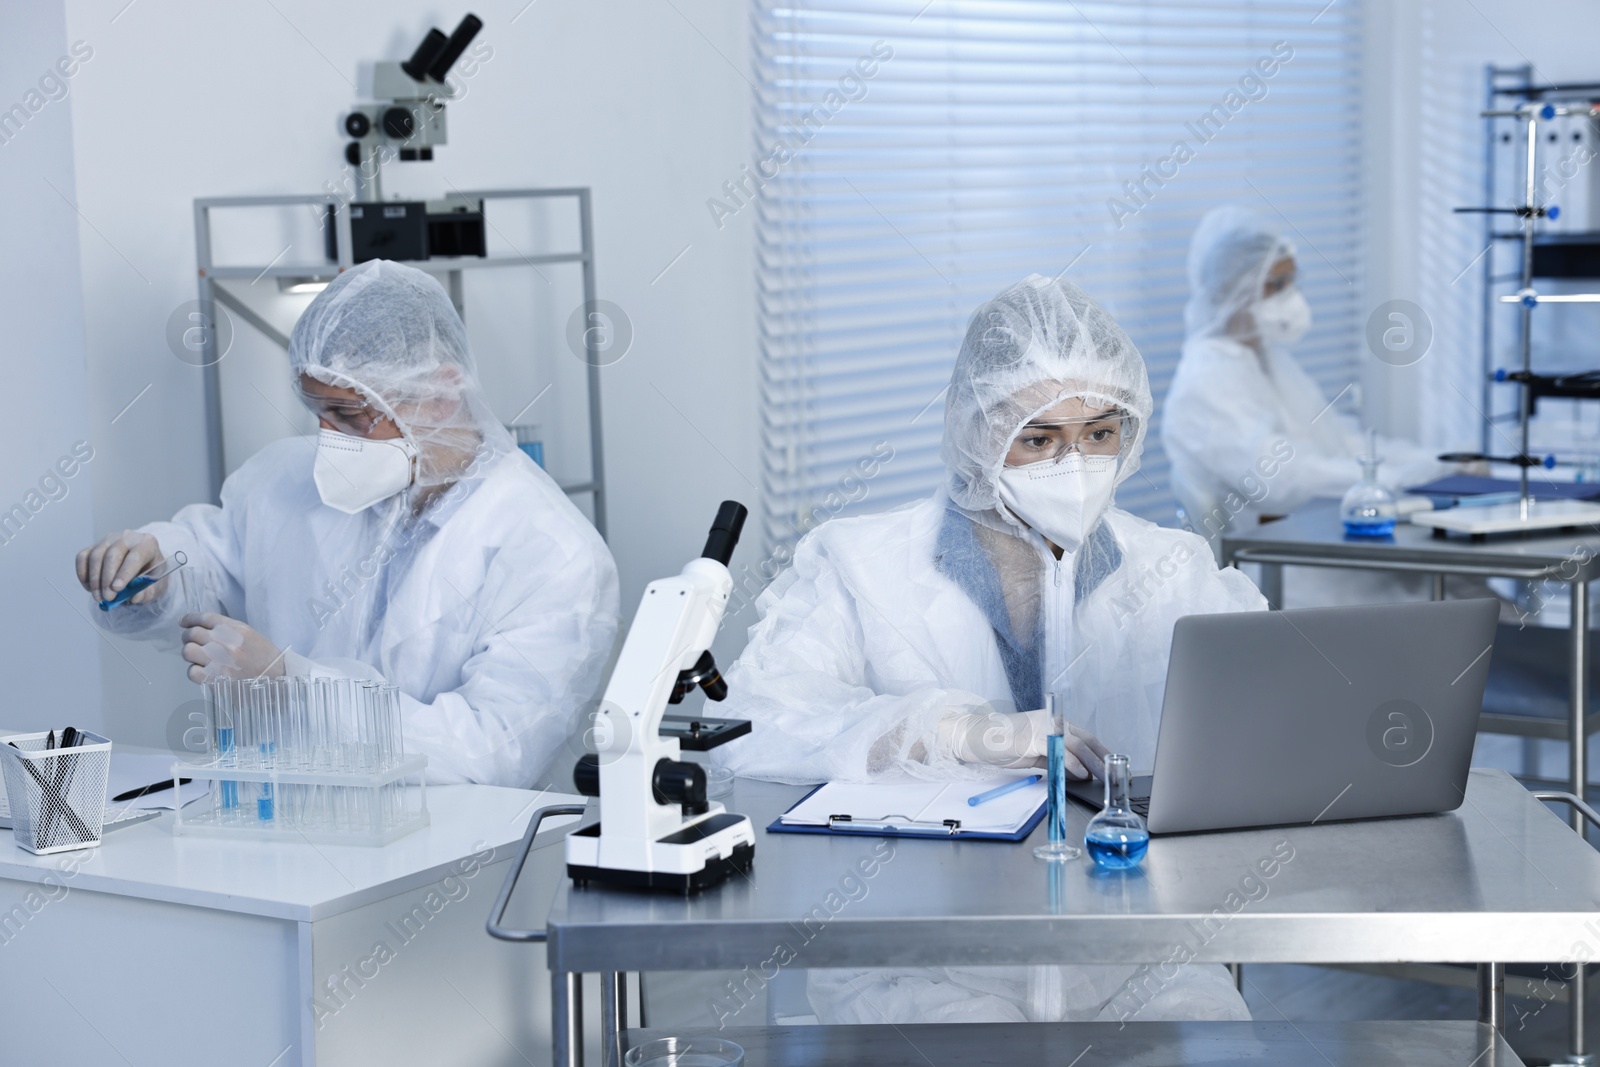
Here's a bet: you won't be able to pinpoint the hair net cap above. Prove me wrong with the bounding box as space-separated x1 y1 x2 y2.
1184 206 1295 342
288 259 514 488
942 274 1152 514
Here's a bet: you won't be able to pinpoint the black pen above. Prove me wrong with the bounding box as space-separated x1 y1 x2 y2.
112 778 192 803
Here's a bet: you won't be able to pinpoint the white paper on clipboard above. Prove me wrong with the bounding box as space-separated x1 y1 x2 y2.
778 775 1045 835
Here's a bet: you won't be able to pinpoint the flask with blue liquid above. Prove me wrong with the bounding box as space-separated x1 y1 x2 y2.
1340 429 1398 538
1085 753 1148 870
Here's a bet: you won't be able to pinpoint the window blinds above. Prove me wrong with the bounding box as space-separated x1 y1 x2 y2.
752 0 1365 553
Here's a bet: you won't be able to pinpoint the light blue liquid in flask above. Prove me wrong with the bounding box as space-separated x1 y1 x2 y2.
1085 754 1148 870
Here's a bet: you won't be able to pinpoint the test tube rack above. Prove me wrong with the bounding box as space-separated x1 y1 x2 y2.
172 677 429 846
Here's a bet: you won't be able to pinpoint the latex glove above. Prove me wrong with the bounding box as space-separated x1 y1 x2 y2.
76 530 166 605
180 612 286 684
938 709 1109 778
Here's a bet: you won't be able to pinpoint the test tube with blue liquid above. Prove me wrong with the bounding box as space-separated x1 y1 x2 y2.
1032 694 1081 862
209 680 238 816
98 551 187 611
1085 754 1149 870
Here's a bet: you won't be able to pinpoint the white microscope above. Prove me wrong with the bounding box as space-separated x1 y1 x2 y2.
565 502 757 893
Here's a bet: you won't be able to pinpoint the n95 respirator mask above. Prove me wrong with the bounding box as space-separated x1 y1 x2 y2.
313 429 418 514
998 452 1118 554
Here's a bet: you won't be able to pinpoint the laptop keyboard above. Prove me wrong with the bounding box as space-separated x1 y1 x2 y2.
1130 796 1150 817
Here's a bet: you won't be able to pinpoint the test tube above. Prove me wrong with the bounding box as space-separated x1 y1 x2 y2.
1032 693 1081 863
212 680 238 815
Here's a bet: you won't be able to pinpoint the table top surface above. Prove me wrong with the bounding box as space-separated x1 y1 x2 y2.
542 769 1600 972
1221 502 1600 576
0 783 583 922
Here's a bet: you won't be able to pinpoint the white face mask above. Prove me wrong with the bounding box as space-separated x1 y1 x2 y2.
1252 287 1312 346
313 428 418 514
998 452 1118 554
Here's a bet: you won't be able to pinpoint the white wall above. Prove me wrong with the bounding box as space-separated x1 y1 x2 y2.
60 0 758 745
1366 0 1600 451
0 0 104 732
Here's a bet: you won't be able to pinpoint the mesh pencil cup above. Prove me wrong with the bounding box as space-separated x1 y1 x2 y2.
0 731 113 855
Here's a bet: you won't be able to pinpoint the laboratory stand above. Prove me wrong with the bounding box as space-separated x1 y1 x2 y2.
495 771 1600 1067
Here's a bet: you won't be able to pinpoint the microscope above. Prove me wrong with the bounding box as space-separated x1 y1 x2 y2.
340 14 488 262
565 502 757 894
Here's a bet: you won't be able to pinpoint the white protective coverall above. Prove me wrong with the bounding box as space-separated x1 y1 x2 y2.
1163 206 1455 605
96 261 620 787
716 274 1264 1025
1164 206 1450 533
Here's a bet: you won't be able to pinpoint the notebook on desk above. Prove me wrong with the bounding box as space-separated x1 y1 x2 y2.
769 775 1048 840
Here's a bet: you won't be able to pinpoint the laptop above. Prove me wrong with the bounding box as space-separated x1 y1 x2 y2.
1065 598 1499 834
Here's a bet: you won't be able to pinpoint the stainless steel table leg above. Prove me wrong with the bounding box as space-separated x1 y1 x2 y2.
1573 964 1594 1067
555 971 584 1067
1431 573 1445 601
1572 582 1589 832
1573 583 1592 1067
602 971 625 1067
1478 962 1504 1031
1260 562 1284 609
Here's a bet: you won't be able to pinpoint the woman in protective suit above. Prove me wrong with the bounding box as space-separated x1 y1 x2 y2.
1164 205 1465 605
77 261 619 787
717 273 1263 1024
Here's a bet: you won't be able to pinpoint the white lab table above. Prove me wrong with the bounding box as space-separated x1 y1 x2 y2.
0 782 582 1066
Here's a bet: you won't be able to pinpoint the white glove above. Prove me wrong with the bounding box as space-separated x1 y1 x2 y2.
180 612 287 684
937 708 1109 778
77 530 166 605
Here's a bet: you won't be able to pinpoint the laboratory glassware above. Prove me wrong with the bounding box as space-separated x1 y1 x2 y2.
97 551 188 611
177 676 426 845
1340 429 1399 537
1032 694 1081 862
623 1037 745 1067
1084 753 1149 870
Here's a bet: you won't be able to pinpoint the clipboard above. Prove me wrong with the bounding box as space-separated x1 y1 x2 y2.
767 779 1048 842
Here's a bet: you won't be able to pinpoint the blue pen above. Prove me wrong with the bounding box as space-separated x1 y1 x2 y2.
968 774 1043 807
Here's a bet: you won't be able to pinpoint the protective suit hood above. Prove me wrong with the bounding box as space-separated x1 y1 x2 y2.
943 274 1152 526
1183 205 1296 345
288 259 516 493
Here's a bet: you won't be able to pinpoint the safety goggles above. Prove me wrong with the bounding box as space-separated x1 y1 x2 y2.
296 385 395 438
1007 409 1130 464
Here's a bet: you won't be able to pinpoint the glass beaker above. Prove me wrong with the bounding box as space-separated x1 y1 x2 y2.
1341 429 1398 538
1084 754 1148 870
1032 694 1081 862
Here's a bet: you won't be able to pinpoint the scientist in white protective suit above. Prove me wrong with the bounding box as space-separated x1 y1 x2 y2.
715 274 1264 1025
1163 206 1467 605
1163 207 1461 527
76 260 620 788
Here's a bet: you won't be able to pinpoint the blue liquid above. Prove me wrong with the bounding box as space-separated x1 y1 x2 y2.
1343 518 1396 538
98 575 155 611
216 727 237 810
258 743 275 821
1085 826 1149 869
1046 735 1067 843
517 441 545 468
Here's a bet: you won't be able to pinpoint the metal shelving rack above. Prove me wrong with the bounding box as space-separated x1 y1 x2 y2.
1415 71 1600 537
192 188 608 539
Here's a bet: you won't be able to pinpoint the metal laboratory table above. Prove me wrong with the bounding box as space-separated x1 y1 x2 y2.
1222 501 1600 803
508 770 1600 1067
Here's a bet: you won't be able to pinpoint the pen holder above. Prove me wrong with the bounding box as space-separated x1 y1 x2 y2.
0 731 112 855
